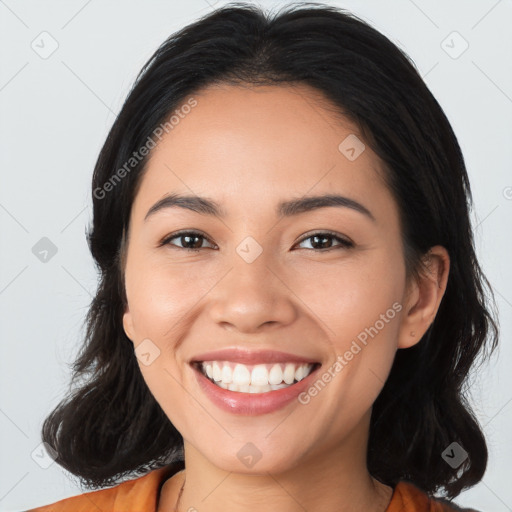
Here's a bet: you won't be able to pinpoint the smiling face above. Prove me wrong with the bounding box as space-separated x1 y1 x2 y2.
121 83 426 475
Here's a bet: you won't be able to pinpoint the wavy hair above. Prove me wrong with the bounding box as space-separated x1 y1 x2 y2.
41 1 499 499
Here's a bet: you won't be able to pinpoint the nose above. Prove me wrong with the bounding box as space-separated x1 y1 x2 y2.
207 252 298 333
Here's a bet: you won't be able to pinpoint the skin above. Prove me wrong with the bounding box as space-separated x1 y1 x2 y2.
122 83 450 512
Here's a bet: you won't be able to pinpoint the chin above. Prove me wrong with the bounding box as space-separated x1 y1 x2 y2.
198 440 306 476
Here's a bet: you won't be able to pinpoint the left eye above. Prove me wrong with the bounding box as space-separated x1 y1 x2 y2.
295 232 354 251
160 230 353 252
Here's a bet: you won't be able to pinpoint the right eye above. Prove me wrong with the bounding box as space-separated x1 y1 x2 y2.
159 230 217 252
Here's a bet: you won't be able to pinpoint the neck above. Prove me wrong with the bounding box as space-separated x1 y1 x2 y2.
167 414 393 512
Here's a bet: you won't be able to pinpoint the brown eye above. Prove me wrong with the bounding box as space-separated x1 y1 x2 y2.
296 232 354 251
159 230 353 252
160 231 216 251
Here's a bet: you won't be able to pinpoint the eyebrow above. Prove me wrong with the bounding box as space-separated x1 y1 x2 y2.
144 193 376 222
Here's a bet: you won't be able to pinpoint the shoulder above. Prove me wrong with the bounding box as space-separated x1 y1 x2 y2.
25 463 182 512
388 481 481 512
25 482 119 512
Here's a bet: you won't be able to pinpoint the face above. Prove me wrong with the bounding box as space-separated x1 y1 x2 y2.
122 83 415 474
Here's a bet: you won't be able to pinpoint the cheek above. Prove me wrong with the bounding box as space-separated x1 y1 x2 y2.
296 253 404 396
124 257 213 339
295 252 404 341
137 361 202 443
296 267 403 441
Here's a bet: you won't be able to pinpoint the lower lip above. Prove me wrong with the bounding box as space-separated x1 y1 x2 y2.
192 364 321 415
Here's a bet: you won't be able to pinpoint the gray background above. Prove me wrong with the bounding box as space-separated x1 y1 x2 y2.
0 0 511 510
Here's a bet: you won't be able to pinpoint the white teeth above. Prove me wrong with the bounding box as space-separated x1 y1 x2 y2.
199 360 317 393
268 364 283 385
283 363 296 384
221 365 232 384
251 365 269 386
232 364 251 386
212 362 222 382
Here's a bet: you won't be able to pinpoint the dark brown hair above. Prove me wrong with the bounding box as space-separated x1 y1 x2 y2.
41 1 499 500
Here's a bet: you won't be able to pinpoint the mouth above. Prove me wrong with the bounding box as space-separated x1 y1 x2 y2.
192 360 321 394
189 348 323 415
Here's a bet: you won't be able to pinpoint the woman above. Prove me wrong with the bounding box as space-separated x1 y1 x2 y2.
28 2 498 511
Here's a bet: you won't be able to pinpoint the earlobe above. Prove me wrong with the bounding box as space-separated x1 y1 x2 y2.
397 246 450 349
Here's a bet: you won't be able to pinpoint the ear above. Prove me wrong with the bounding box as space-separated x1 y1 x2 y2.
123 306 135 343
397 245 450 349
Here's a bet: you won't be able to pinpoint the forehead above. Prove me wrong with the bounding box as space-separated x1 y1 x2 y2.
131 83 395 224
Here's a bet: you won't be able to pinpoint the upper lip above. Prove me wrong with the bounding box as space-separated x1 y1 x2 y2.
189 348 320 365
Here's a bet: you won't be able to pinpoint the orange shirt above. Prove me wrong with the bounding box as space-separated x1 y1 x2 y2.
27 464 476 512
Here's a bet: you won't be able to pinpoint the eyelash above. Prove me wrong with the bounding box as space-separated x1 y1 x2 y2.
158 230 354 252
